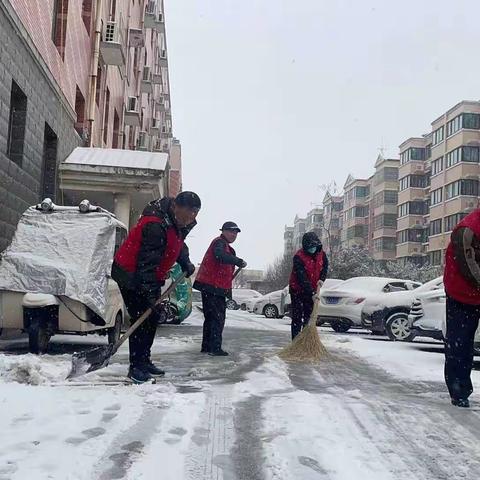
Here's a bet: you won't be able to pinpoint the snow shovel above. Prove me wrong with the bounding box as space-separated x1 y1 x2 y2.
67 274 187 379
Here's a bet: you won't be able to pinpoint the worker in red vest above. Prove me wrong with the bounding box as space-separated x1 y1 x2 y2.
194 222 247 356
289 232 329 339
112 191 201 383
443 207 480 408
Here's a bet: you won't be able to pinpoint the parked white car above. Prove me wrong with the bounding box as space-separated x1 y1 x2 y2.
319 277 422 332
252 287 290 318
409 288 480 351
228 288 263 310
361 277 443 341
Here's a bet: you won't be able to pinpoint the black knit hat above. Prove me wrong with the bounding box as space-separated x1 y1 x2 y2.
175 191 201 210
302 232 321 250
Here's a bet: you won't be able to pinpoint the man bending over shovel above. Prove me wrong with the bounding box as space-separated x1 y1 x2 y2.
112 192 201 383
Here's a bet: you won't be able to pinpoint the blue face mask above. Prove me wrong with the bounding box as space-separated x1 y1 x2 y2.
307 246 317 254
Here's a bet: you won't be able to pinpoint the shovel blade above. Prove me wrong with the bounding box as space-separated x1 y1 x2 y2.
67 344 114 379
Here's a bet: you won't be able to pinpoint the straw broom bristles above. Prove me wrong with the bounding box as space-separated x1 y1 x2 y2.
278 283 329 362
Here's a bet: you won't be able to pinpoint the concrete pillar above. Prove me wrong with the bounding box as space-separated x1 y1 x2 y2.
113 193 131 229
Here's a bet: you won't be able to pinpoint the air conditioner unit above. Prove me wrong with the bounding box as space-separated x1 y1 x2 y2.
127 96 138 112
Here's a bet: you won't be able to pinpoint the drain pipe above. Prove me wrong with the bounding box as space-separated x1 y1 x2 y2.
87 0 103 147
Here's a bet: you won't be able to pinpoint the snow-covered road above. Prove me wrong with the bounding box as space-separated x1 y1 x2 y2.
1 309 480 479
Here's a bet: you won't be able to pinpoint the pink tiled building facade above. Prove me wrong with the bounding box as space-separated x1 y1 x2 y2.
0 0 180 250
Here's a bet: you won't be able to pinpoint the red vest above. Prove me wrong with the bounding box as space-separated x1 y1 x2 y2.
444 209 480 305
195 237 235 290
114 216 184 283
289 249 325 293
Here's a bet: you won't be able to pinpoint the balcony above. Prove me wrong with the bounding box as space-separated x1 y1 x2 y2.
100 19 125 66
152 72 162 84
140 67 153 94
144 1 157 29
129 28 145 48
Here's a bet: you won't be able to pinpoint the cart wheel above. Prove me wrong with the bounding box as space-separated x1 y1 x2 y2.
28 317 51 354
108 312 122 345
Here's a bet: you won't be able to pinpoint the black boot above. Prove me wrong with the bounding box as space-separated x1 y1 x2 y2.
451 398 470 408
145 360 165 376
128 365 154 384
209 349 229 357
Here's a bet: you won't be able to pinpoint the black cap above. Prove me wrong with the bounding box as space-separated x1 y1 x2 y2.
175 191 201 210
221 221 241 232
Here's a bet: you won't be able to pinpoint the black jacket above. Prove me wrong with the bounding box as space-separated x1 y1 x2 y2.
291 250 329 296
112 197 195 297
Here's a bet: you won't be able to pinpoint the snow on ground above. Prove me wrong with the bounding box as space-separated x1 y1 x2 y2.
1 309 480 479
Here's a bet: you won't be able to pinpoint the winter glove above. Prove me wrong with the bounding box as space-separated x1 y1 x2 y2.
236 258 247 268
182 262 196 278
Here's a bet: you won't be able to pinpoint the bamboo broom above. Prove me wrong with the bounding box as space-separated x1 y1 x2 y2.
278 282 328 362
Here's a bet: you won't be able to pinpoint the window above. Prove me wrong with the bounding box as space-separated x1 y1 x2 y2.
398 202 408 218
81 0 92 34
425 144 432 159
112 109 120 148
411 200 427 215
462 146 480 163
103 88 110 145
347 225 366 239
462 113 480 129
374 214 397 230
447 115 462 137
354 206 367 217
41 123 58 200
333 202 343 211
432 126 444 146
7 80 28 167
373 238 396 252
330 218 340 228
429 250 443 266
444 213 467 232
52 0 69 60
400 148 426 165
429 219 442 236
355 186 368 198
384 167 399 181
446 147 461 168
445 179 479 200
384 190 398 204
74 86 85 137
431 157 443 175
95 64 102 106
397 229 427 244
430 188 443 206
399 175 427 190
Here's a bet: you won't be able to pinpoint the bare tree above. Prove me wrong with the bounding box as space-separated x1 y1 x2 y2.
263 254 293 292
318 180 342 267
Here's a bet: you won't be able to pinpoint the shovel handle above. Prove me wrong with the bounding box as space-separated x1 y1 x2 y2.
233 267 243 280
112 273 187 354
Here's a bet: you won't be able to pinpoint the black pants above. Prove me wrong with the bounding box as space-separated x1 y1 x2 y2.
119 286 161 367
201 292 226 352
444 296 480 401
291 291 313 340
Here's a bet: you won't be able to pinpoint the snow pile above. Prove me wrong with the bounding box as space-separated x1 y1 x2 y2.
0 354 70 385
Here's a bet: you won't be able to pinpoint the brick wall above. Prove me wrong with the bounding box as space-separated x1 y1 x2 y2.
0 5 80 251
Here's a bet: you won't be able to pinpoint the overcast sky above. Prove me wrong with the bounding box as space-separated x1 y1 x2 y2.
165 0 480 269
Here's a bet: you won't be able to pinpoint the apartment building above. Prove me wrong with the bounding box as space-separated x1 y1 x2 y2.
427 101 480 265
396 136 431 265
396 101 480 266
306 207 324 239
283 226 294 256
0 0 178 250
292 216 307 251
371 154 399 260
341 175 371 249
322 192 343 255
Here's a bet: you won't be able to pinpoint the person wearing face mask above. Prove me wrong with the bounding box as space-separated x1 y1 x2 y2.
194 222 247 356
288 232 329 339
112 191 201 383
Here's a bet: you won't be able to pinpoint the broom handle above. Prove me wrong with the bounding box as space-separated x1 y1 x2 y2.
308 281 323 326
112 273 187 354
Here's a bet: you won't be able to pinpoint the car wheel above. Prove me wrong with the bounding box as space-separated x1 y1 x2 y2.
263 304 279 319
108 312 122 345
330 321 351 333
226 299 238 310
28 316 51 354
385 313 415 342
